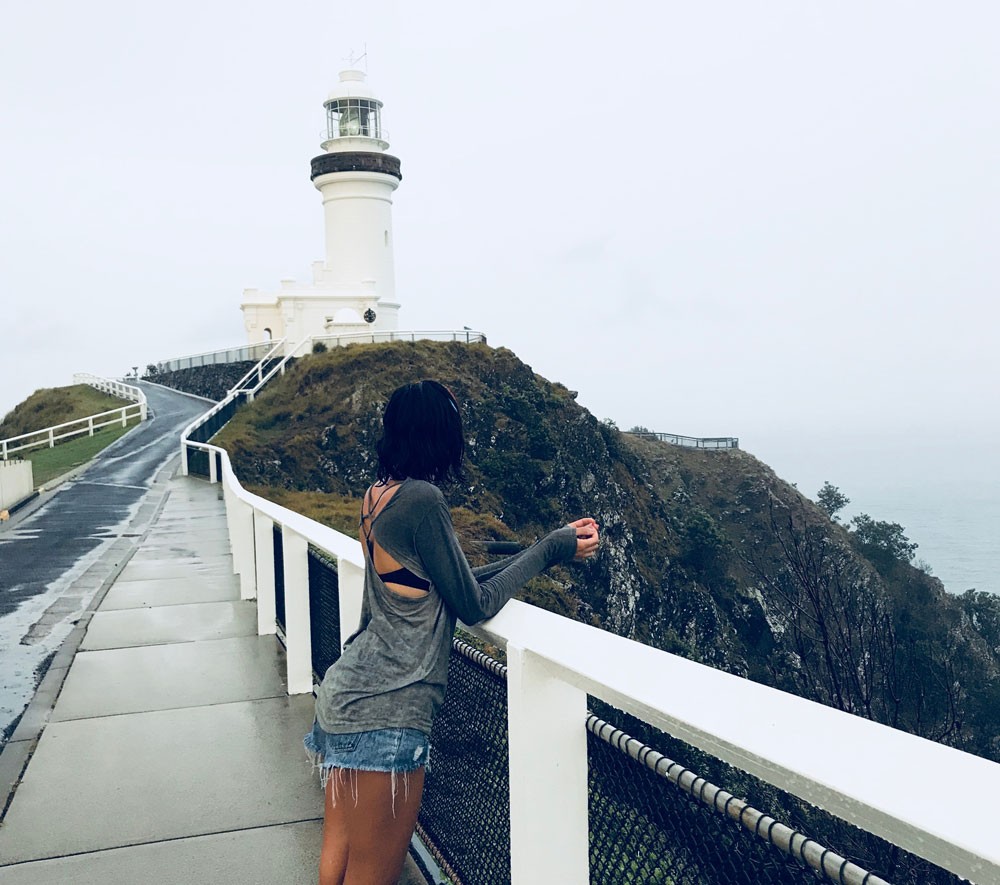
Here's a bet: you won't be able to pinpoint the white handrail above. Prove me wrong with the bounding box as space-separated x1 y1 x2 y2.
465 602 1000 883
1 376 147 461
73 374 148 417
179 336 306 475
228 338 287 395
154 341 279 373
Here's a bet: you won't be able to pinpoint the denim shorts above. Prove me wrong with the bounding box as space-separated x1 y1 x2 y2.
303 720 431 780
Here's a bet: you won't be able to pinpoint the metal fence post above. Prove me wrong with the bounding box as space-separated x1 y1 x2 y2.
337 558 365 651
282 525 313 694
506 644 589 884
253 511 276 636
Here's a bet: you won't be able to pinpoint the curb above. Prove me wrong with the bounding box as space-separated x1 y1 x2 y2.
0 458 179 822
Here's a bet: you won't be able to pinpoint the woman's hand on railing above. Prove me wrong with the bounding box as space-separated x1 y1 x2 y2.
569 518 600 561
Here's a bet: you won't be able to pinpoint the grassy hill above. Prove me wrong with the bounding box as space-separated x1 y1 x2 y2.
213 341 1000 762
1 384 137 487
1 384 130 438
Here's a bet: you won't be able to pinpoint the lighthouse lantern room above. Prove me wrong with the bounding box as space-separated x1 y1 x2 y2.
241 69 403 352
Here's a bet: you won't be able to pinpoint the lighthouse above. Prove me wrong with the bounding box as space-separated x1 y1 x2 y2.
241 69 403 350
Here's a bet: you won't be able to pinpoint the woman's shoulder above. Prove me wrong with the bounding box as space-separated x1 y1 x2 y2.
400 478 446 505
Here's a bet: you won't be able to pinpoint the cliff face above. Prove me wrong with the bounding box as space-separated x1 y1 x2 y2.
211 341 1000 760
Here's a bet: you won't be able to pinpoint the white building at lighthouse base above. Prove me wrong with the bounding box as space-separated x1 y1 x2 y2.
241 261 401 351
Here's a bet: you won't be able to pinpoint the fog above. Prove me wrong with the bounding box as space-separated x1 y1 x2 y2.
2 2 997 487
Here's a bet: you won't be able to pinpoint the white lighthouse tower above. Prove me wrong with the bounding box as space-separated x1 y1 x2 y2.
241 69 403 350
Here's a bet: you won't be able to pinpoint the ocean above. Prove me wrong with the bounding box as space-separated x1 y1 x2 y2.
748 430 999 597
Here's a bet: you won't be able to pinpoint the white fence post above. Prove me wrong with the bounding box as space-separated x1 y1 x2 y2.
254 511 276 635
337 558 365 651
223 482 237 561
209 450 218 483
234 499 256 600
282 525 313 695
506 644 589 885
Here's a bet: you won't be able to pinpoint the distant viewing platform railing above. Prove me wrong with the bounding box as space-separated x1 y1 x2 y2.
157 331 486 374
1 375 146 461
627 430 739 449
309 329 486 350
154 341 279 374
174 344 1000 884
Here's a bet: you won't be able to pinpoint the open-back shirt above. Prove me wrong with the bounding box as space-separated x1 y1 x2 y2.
314 478 578 736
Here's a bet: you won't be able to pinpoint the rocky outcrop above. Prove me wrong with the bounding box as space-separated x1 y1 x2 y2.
149 361 261 402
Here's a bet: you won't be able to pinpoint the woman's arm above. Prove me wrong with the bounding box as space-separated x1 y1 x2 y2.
414 500 578 625
471 519 599 578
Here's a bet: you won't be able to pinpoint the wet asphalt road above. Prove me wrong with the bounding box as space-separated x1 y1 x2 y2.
0 384 209 617
0 383 211 739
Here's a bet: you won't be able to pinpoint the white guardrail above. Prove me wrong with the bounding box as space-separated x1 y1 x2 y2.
154 341 279 374
183 455 1000 883
1 375 147 461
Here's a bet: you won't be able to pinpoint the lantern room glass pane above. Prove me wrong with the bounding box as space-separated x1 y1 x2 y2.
326 99 382 139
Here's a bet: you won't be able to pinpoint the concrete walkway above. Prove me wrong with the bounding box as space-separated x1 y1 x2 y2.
0 471 427 884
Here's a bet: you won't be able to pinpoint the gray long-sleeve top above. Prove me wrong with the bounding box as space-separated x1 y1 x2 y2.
314 478 578 737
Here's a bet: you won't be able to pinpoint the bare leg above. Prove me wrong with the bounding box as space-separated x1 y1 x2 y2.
319 770 350 885
341 768 426 885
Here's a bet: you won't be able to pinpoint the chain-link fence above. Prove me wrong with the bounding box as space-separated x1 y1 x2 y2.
413 639 969 885
308 547 341 679
420 643 512 885
273 524 285 633
184 395 244 479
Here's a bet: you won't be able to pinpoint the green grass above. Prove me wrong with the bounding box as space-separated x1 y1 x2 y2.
22 417 141 487
0 384 131 439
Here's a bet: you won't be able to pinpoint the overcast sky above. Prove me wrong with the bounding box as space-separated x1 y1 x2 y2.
2 1 997 497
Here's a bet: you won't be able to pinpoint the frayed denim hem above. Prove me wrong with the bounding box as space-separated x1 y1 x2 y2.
303 723 431 817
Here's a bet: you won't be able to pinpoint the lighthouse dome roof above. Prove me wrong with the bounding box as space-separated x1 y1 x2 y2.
325 70 382 106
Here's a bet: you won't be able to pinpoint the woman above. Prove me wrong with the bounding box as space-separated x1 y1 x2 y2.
305 379 599 885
